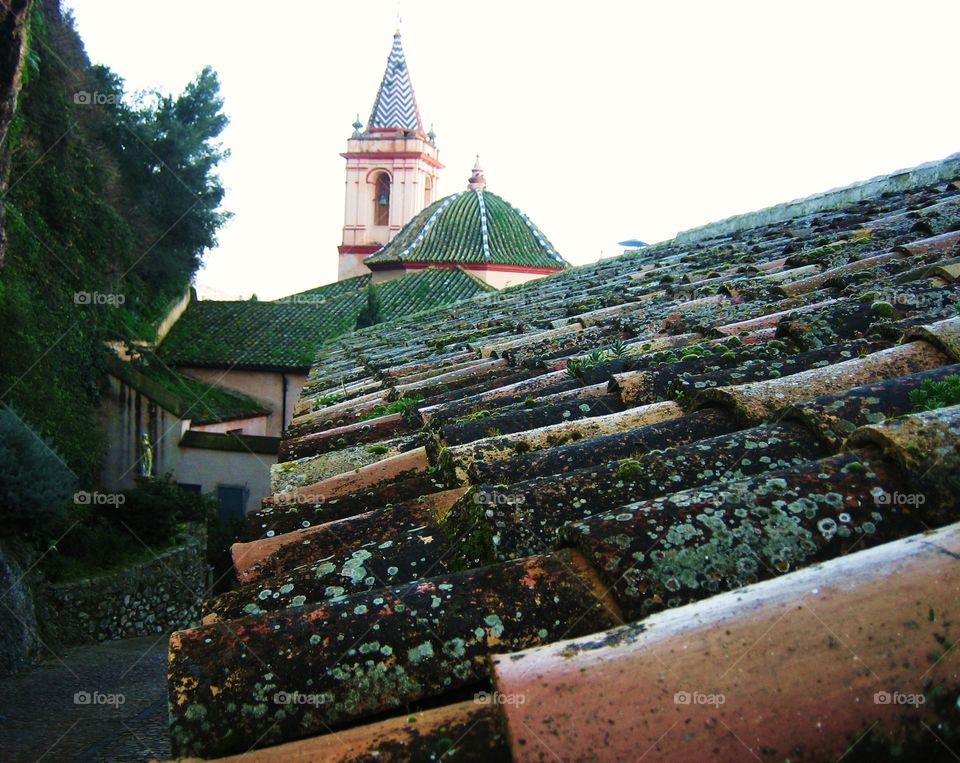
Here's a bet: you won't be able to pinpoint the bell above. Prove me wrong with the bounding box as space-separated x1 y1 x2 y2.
378 194 389 206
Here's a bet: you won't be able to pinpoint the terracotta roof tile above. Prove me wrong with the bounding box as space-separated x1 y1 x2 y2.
168 551 618 757
560 448 915 620
491 521 960 763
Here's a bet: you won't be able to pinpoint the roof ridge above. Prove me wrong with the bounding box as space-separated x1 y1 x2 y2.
398 192 463 260
505 195 565 265
475 190 492 262
674 151 960 247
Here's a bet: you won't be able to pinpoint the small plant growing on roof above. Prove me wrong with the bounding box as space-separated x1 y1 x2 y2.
607 338 632 358
566 347 611 380
360 394 424 420
312 393 340 410
870 301 895 319
909 375 960 412
616 458 644 480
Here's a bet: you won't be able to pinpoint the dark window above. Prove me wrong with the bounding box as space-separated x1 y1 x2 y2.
178 483 202 493
374 173 391 225
216 485 247 524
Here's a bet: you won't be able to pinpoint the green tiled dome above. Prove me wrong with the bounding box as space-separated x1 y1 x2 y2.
364 189 569 270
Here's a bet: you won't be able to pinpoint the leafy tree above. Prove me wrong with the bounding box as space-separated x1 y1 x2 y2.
104 65 231 295
355 284 385 328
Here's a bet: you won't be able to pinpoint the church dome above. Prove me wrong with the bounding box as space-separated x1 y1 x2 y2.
364 164 568 272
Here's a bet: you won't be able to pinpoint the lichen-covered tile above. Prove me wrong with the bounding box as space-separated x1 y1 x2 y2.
168 553 619 758
559 450 925 620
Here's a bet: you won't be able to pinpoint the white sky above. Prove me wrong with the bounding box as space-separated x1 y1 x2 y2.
66 0 959 300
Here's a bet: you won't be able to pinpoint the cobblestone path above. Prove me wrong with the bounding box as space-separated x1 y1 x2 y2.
0 634 170 762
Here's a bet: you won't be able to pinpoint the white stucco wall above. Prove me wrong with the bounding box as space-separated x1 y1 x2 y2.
175 447 276 513
191 415 268 436
179 368 307 437
100 374 278 515
338 132 441 281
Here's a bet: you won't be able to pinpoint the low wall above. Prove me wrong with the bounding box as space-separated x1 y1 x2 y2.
45 534 208 645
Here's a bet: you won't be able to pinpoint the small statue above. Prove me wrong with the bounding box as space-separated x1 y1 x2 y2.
140 432 154 477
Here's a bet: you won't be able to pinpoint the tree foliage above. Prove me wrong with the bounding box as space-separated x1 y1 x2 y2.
0 406 76 533
355 284 385 329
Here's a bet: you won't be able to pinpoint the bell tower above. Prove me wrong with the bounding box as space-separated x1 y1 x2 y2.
337 31 443 281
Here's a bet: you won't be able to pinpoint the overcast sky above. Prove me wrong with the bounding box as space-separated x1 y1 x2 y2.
66 0 959 300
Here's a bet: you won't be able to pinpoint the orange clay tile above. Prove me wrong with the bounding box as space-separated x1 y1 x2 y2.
895 229 960 255
714 296 840 335
231 486 468 584
696 339 951 425
266 446 429 504
492 521 960 763
778 251 904 296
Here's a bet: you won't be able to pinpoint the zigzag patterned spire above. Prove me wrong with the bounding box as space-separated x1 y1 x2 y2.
368 32 423 132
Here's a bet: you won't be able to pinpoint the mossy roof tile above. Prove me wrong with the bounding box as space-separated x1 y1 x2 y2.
167 157 960 759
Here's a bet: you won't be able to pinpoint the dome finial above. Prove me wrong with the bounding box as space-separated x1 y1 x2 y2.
351 113 363 136
467 155 486 191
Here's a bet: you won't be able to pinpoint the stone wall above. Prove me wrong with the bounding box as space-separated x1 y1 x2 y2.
44 535 208 645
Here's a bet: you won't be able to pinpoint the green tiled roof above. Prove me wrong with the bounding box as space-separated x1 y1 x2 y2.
105 352 270 425
363 190 569 269
160 268 492 371
278 275 371 303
